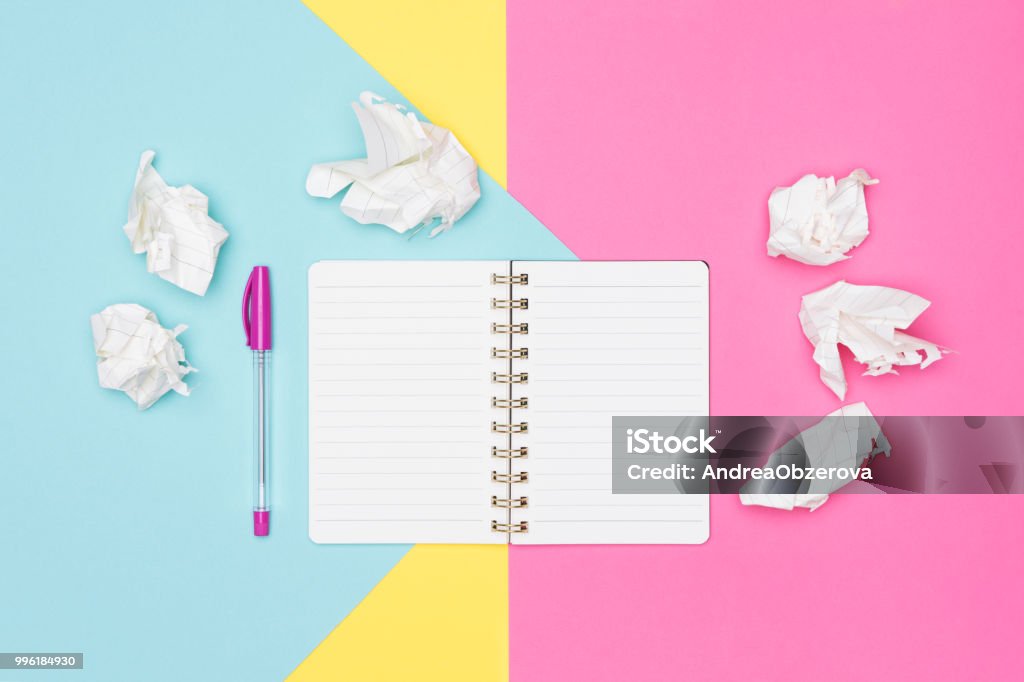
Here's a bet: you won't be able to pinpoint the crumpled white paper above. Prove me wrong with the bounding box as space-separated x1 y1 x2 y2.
306 91 481 237
740 402 891 511
800 280 949 400
123 150 230 296
90 303 195 409
767 169 878 266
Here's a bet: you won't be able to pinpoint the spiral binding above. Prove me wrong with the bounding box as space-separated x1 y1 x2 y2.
492 421 528 434
491 372 529 384
492 471 529 484
491 322 528 334
491 496 529 508
491 270 529 537
492 298 529 309
491 521 529 533
491 445 529 458
491 397 528 409
491 273 528 285
491 347 529 359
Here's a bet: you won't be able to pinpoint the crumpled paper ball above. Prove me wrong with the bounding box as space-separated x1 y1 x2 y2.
90 303 195 409
767 168 878 266
306 91 481 237
123 150 230 296
799 280 949 399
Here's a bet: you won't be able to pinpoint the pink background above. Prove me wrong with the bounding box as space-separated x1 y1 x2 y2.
507 1 1024 679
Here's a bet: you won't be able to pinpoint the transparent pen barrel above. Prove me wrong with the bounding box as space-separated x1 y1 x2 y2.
253 350 271 511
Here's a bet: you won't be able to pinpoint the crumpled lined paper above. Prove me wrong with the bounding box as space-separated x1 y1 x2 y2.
767 169 878 266
90 304 194 409
800 281 949 399
123 150 230 296
740 402 891 511
306 91 481 237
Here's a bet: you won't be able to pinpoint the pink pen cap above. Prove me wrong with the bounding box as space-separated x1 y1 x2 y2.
243 266 272 351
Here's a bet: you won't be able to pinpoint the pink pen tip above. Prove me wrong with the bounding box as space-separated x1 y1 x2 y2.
253 511 270 536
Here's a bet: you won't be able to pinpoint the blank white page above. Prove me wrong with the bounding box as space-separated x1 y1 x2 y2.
308 261 505 544
513 261 709 544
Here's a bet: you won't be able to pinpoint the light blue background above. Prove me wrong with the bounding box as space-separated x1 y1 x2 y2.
0 1 572 679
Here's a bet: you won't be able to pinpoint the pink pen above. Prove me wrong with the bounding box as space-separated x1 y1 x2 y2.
243 266 272 536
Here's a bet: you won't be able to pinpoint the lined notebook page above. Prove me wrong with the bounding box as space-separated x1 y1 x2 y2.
514 261 709 544
308 261 503 544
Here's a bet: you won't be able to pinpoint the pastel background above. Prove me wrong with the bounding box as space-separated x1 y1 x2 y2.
1 0 1022 680
508 1 1024 680
0 1 559 680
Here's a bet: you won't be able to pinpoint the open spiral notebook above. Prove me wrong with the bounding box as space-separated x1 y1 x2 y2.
308 260 709 544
